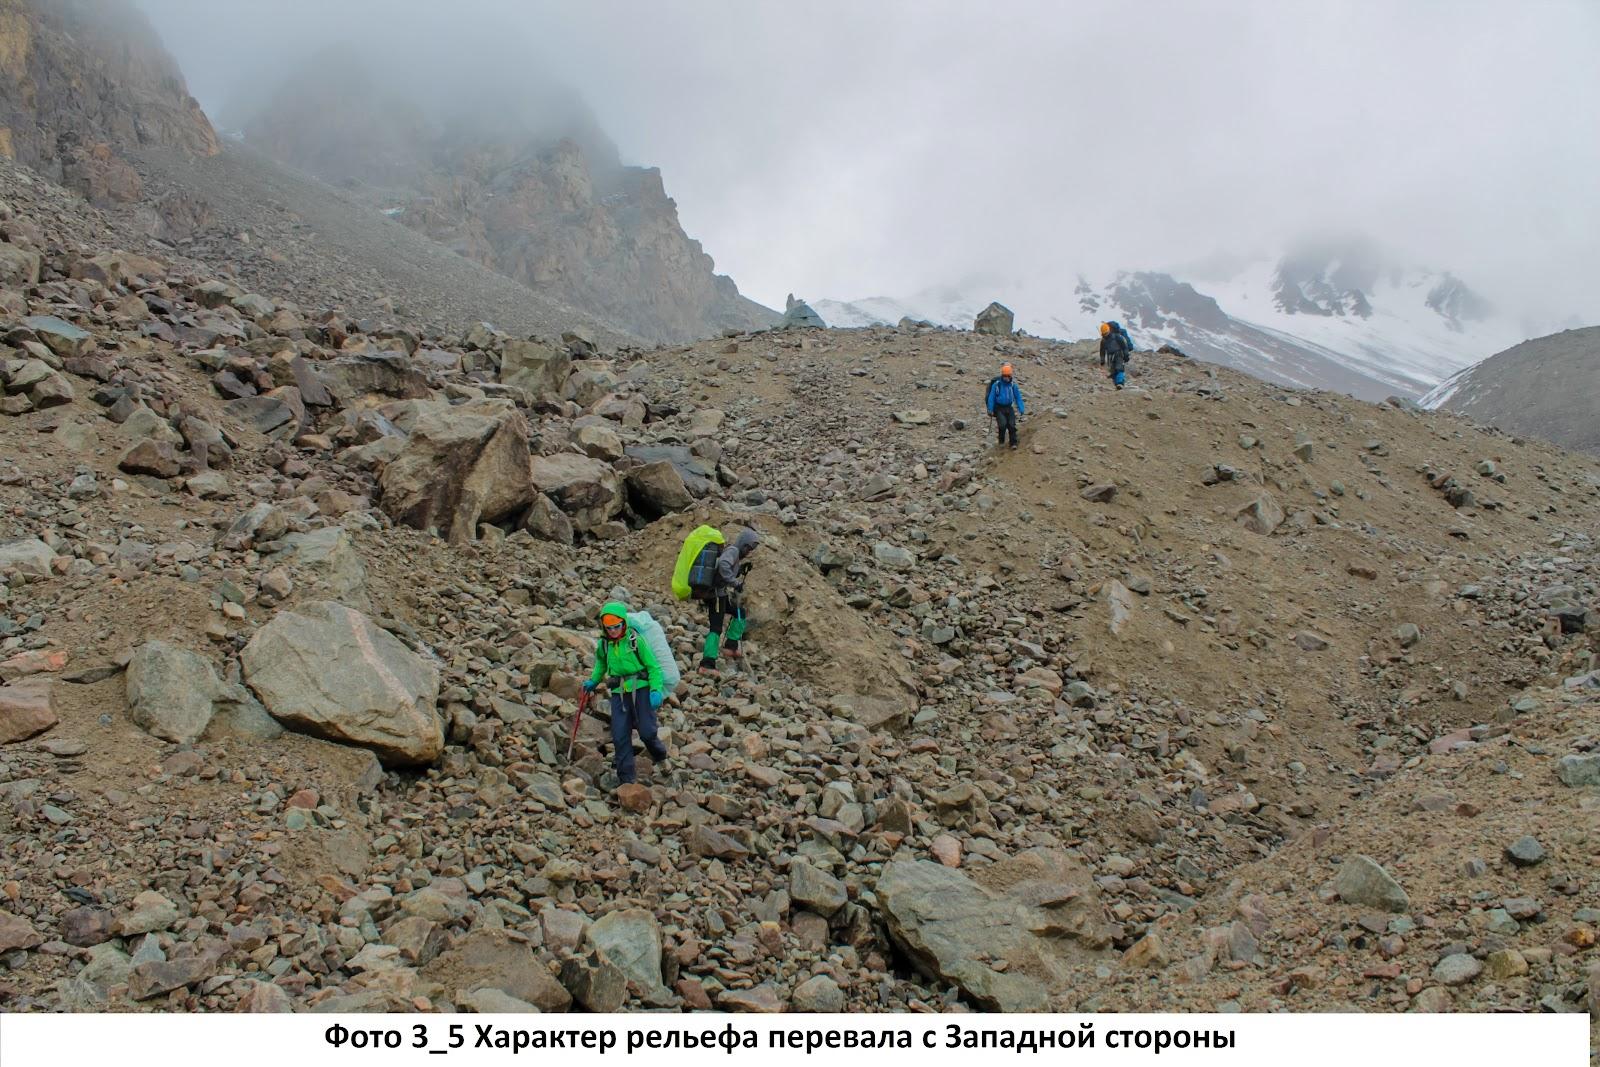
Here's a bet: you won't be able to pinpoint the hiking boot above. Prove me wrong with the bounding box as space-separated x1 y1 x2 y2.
723 645 742 660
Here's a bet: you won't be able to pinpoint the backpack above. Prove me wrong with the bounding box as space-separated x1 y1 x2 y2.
672 525 725 600
985 376 1017 408
597 613 681 695
1112 321 1134 352
627 611 680 694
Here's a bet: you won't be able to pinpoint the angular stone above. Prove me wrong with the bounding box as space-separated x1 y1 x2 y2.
530 453 624 534
1235 493 1284 535
625 461 694 518
22 315 92 357
0 538 56 577
877 850 1112 1011
500 339 571 399
1504 836 1545 867
587 908 669 1004
125 640 223 744
790 974 845 1012
117 891 180 936
241 602 443 766
1556 753 1600 787
118 439 181 478
789 860 847 917
380 403 534 544
719 984 784 1012
1432 953 1482 986
0 910 42 953
0 677 57 743
973 302 1014 336
420 930 571 1012
1333 855 1410 913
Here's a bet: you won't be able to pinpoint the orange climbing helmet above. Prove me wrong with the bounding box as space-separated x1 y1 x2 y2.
1000 363 1013 378
1100 322 1111 337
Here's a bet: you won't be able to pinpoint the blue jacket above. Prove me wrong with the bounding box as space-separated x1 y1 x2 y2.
986 376 1025 415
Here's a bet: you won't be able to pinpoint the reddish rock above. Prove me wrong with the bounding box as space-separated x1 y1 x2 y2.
615 783 653 814
675 978 712 1010
0 678 57 743
930 834 961 868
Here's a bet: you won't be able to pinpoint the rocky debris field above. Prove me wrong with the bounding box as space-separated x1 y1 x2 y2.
0 155 1596 1029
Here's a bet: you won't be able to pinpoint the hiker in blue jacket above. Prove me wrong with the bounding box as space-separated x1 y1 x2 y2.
985 363 1025 449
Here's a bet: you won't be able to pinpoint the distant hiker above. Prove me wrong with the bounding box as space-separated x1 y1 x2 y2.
699 528 760 673
1100 322 1131 389
985 363 1025 449
583 601 668 785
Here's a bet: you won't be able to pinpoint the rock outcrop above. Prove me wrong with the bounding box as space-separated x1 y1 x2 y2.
237 57 775 343
0 0 219 204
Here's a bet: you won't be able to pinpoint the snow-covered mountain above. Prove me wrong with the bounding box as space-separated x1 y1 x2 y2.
816 241 1539 401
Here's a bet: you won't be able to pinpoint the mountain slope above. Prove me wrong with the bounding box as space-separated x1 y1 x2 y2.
1421 325 1600 455
818 243 1531 402
235 55 777 344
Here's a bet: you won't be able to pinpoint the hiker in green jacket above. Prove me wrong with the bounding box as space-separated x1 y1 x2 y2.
583 601 668 785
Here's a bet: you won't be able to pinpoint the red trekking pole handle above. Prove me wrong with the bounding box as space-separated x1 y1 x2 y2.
567 688 591 760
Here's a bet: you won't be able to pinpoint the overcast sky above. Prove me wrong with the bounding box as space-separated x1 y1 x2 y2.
139 0 1598 322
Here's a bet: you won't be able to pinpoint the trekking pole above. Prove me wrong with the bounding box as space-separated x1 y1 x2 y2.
566 688 591 761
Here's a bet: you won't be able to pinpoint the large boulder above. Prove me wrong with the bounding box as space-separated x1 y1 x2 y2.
500 339 570 400
421 930 571 1012
876 849 1112 1011
319 352 431 402
380 403 535 544
973 302 1014 336
586 909 671 1005
22 315 93 357
575 422 624 462
0 538 55 577
564 366 619 408
781 294 825 329
626 461 694 519
0 243 40 287
241 602 443 766
530 453 623 534
125 640 225 744
624 445 715 497
522 493 574 545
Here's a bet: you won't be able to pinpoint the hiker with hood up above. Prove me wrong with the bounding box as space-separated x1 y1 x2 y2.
699 528 759 673
985 363 1025 449
583 601 668 785
1100 321 1131 389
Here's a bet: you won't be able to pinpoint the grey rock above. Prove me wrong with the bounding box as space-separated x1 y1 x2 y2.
1555 753 1600 787
789 859 847 917
973 302 1014 336
125 640 224 744
1504 836 1545 867
587 908 670 1004
241 601 443 766
876 850 1111 1011
1333 855 1409 912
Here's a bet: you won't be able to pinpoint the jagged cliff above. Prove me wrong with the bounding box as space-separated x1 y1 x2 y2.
239 57 776 344
0 0 218 204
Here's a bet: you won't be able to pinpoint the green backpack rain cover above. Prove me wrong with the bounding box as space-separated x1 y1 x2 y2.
672 525 725 600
